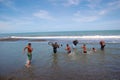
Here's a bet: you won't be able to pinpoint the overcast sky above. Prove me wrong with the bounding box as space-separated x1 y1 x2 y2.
0 0 120 33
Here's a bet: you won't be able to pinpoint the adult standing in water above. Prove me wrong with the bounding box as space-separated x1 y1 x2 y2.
52 42 59 53
100 40 106 50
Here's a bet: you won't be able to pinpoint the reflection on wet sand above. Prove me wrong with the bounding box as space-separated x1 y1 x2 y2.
51 54 60 71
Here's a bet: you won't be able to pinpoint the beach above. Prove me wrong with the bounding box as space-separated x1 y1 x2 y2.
0 30 120 80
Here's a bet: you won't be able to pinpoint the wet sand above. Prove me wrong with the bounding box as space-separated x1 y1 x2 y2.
0 37 47 42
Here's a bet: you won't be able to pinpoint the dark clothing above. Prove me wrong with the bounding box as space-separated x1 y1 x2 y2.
53 47 57 53
68 51 71 54
100 41 105 50
83 51 87 53
52 43 59 53
101 45 105 50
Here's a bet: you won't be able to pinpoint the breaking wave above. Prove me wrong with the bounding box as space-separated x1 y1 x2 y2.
10 35 120 39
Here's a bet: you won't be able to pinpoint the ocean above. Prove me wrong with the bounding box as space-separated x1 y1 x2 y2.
0 30 120 80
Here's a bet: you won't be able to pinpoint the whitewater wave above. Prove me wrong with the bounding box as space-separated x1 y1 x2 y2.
0 35 120 43
10 35 120 39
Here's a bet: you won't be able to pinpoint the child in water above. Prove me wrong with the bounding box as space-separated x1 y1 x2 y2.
81 44 87 53
92 47 97 52
65 44 71 54
24 43 33 66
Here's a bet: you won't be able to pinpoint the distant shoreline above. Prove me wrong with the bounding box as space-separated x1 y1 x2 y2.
0 37 47 42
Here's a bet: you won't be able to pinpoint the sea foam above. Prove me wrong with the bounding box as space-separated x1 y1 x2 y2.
10 35 120 39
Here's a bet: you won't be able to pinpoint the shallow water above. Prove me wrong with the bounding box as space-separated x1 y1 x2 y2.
0 41 120 80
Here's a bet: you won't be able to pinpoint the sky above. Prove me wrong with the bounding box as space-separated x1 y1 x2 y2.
0 0 120 33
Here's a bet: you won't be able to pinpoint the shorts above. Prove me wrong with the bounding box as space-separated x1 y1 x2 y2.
27 53 32 60
68 51 71 54
53 48 57 53
83 51 87 53
101 45 105 50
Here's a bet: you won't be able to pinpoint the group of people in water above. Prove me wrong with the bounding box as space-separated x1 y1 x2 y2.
23 40 105 67
50 40 105 54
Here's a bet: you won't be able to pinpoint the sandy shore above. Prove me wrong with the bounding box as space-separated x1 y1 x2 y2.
0 37 47 42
